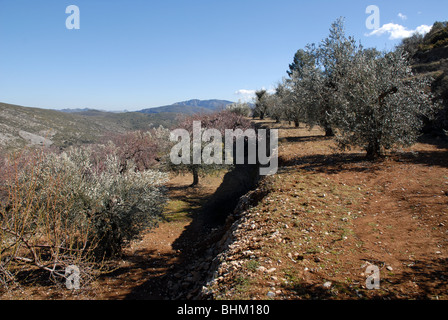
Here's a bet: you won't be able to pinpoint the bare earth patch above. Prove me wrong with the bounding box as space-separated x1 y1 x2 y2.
0 173 225 300
2 121 447 300
205 121 448 300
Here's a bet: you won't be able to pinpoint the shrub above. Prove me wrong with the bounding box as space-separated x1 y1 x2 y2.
226 102 253 117
0 149 97 289
1 142 168 289
37 145 169 257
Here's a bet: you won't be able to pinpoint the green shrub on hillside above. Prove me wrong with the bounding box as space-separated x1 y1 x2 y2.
0 142 168 288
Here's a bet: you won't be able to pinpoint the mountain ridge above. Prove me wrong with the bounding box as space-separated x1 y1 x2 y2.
406 21 448 133
0 102 177 151
138 99 234 115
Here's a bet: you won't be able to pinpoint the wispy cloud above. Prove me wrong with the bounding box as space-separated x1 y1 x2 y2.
366 23 432 40
398 13 407 21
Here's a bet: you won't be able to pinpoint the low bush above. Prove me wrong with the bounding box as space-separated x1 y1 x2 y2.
0 140 168 289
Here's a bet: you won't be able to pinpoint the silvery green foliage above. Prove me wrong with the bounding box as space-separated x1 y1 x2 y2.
226 101 253 117
283 45 324 127
253 90 270 120
265 85 287 123
329 47 437 158
279 18 359 134
17 145 169 257
273 79 302 126
275 18 437 158
314 18 359 136
262 82 295 124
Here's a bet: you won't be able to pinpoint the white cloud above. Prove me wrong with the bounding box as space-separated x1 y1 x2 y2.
235 89 256 96
366 23 432 40
416 24 432 35
234 88 275 102
398 13 407 21
234 89 256 102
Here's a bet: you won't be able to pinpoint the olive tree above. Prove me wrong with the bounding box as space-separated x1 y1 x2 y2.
329 47 437 159
252 90 270 120
267 83 293 124
226 101 252 117
281 18 358 134
284 45 324 128
314 17 359 136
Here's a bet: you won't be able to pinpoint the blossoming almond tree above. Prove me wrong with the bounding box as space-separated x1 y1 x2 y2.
170 110 254 186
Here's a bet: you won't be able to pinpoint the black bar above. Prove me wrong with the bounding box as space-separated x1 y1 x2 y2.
1 300 447 319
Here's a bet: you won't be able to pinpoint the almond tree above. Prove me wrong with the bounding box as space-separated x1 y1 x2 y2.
170 110 253 186
101 126 171 173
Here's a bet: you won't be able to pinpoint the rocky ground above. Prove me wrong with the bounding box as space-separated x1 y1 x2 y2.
202 121 448 300
2 121 448 300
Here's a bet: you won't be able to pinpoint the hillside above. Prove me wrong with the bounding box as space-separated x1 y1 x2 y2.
0 102 177 151
407 21 448 133
0 99 235 151
201 121 448 300
4 120 447 300
138 99 234 115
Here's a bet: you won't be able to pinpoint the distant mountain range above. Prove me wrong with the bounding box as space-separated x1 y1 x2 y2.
0 99 236 151
56 99 236 115
0 102 177 151
59 108 130 114
59 108 98 113
137 99 234 115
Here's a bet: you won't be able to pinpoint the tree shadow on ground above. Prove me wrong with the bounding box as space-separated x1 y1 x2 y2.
100 250 176 279
123 164 261 300
279 135 333 144
96 249 179 300
281 281 361 300
279 135 448 173
386 257 448 299
279 152 379 175
199 164 260 227
252 120 290 129
418 134 448 150
9 268 60 289
162 183 213 221
281 257 448 300
391 149 448 169
382 134 448 169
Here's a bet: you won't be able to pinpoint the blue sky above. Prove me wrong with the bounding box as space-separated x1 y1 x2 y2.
0 0 447 111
